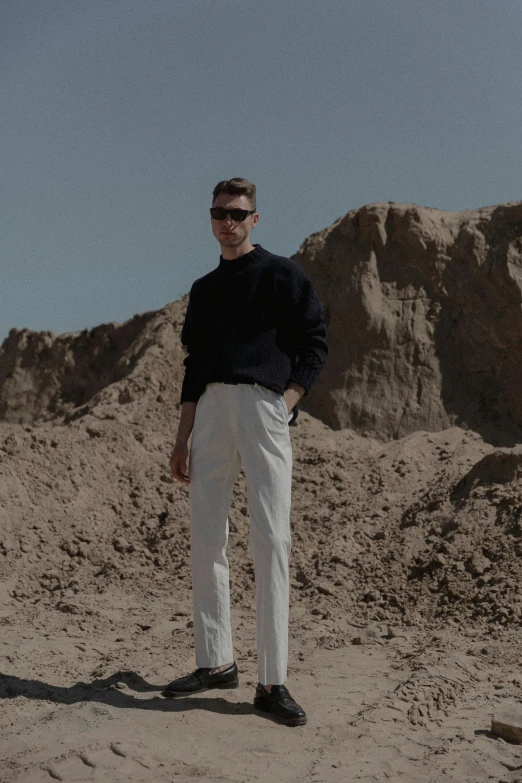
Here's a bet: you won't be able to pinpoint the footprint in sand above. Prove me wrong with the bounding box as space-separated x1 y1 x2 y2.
31 741 159 783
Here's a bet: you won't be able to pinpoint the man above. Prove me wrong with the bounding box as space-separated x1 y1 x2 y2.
166 178 327 726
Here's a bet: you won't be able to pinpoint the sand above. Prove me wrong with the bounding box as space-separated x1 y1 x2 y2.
2 403 522 782
3 198 522 780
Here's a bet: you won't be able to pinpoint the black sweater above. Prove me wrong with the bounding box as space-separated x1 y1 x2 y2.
180 245 328 404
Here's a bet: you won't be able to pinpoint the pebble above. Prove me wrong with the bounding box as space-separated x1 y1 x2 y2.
317 583 335 597
492 705 522 744
113 536 131 552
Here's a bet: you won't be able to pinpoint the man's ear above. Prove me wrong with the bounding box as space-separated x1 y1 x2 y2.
251 213 259 228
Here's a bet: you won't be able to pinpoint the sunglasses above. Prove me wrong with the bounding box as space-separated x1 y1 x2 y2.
210 207 255 222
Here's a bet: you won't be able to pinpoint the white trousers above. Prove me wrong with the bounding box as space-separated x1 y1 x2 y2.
189 382 292 685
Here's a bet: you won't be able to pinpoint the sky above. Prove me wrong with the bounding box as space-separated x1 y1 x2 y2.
1 0 521 341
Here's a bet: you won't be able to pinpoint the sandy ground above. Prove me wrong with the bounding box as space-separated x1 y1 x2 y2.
3 604 522 782
3 309 522 781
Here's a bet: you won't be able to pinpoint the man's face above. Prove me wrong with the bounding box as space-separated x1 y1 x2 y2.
211 192 259 249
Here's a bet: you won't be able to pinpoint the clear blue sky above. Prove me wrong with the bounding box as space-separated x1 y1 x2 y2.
2 0 521 341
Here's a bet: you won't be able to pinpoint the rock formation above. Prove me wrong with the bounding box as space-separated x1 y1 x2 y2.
3 200 522 445
2 200 522 638
294 201 522 443
0 301 187 425
5 202 522 782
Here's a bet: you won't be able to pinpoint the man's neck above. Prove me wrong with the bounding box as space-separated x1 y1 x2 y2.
220 240 256 260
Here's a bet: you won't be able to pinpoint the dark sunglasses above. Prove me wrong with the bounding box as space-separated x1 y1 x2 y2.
210 207 255 221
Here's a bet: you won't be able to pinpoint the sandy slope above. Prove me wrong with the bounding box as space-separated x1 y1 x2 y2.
2 404 522 781
3 195 522 780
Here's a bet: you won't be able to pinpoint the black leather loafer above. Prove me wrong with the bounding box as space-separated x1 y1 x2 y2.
253 683 307 726
162 663 239 698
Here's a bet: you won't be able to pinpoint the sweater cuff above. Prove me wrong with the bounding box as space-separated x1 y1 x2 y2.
289 364 321 395
180 378 203 405
180 393 201 405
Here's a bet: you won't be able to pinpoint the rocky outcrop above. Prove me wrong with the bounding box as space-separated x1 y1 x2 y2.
3 203 522 635
295 201 522 442
2 200 522 444
0 301 187 424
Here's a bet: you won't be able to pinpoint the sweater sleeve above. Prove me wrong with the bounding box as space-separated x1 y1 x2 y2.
287 273 328 394
179 294 203 404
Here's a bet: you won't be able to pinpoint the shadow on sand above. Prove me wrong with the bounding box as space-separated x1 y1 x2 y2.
0 669 260 718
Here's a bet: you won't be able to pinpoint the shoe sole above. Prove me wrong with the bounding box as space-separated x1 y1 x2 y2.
162 678 239 698
253 697 308 726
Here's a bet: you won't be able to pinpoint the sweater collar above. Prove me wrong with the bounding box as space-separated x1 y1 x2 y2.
218 244 264 272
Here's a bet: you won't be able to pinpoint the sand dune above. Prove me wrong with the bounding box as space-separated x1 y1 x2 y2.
2 201 522 781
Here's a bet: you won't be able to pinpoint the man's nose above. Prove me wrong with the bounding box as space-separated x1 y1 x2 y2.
223 213 235 225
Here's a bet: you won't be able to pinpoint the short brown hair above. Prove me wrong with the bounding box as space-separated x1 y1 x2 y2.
212 178 256 211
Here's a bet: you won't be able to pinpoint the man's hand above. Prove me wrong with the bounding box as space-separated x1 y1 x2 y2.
170 401 197 483
170 440 190 484
283 382 306 413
